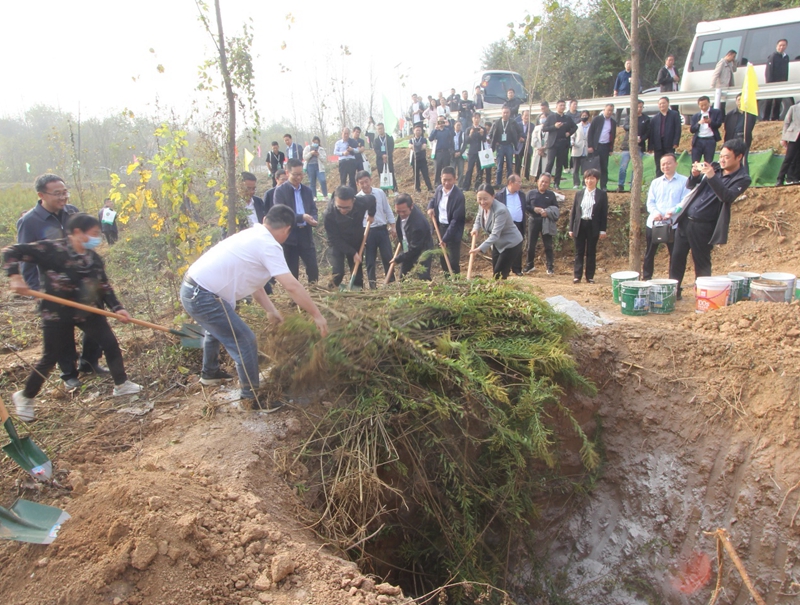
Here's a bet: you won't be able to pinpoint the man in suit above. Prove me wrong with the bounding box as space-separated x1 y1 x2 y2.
273 158 319 284
764 39 792 121
649 97 682 177
669 139 750 298
323 187 376 288
587 104 616 190
494 174 526 275
515 110 534 179
373 122 396 193
284 134 302 163
393 195 433 280
724 94 757 168
617 100 651 192
452 121 467 185
240 171 265 229
259 169 287 223
462 113 490 191
544 100 577 190
489 107 521 186
266 142 285 188
690 95 724 164
427 167 466 275
428 117 455 187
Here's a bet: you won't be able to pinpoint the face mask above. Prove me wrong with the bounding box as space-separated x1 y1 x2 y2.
84 236 103 250
581 117 589 122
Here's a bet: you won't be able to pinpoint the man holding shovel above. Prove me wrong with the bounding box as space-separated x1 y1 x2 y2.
4 213 142 421
324 186 376 289
181 205 328 408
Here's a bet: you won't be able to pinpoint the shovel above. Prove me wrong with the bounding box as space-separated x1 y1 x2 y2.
0 498 70 544
22 289 203 348
384 243 402 286
0 397 52 481
341 220 372 292
431 218 455 275
467 233 478 279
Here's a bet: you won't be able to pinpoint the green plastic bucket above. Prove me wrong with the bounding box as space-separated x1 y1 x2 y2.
647 279 678 314
611 271 640 304
719 274 745 305
728 272 760 300
620 281 651 316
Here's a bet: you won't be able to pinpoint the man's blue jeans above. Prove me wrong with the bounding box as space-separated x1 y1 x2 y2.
307 163 328 198
495 143 514 184
180 282 259 399
618 149 643 188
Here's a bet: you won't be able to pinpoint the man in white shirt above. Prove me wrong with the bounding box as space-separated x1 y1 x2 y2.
427 167 466 275
181 205 327 408
495 174 526 275
642 154 688 280
356 170 396 289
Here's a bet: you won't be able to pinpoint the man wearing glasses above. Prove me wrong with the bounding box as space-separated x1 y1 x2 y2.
16 174 105 387
323 186 376 288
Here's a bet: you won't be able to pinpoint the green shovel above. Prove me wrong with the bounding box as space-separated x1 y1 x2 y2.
0 397 52 481
0 498 70 544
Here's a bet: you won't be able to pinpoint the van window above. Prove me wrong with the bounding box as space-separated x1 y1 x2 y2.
694 33 744 70
742 23 800 64
481 73 527 104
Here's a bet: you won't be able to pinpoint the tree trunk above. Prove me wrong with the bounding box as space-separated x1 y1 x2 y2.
214 0 237 237
628 0 644 272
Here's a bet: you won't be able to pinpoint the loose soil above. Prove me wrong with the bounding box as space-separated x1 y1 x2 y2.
1 121 800 604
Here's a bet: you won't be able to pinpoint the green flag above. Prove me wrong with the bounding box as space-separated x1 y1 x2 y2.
382 95 398 136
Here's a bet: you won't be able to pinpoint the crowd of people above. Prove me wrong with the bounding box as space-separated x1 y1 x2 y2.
8 38 797 417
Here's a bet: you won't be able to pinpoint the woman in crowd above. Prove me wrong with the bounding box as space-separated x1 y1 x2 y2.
424 100 439 134
4 213 141 421
569 168 608 283
365 117 376 147
531 113 548 181
469 183 524 280
571 110 591 188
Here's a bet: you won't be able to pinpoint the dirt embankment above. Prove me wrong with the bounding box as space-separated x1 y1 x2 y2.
1 119 799 605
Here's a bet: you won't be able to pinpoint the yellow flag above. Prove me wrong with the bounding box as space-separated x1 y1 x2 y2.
741 63 759 116
244 148 254 171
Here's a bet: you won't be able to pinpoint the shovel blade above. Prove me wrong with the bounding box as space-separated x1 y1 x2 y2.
0 499 70 544
179 324 204 349
2 420 52 481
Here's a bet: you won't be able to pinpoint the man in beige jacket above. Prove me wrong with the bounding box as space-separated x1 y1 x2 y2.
711 50 738 112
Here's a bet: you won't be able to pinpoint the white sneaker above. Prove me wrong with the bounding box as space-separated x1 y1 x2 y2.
12 390 35 422
113 380 142 397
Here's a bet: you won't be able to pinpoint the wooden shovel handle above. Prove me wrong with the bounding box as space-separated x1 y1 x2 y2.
384 243 403 285
22 289 174 335
431 218 455 274
466 233 478 279
351 220 372 281
0 397 9 424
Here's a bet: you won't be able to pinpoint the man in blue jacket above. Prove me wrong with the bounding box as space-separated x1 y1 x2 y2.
273 159 319 284
613 60 634 123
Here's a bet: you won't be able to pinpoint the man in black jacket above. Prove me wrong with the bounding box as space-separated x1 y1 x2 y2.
259 169 287 223
649 97 682 177
724 94 757 166
764 39 792 121
617 100 651 192
669 139 751 298
457 90 475 132
690 95 724 164
656 55 680 93
462 113 490 191
515 110 534 179
324 186 376 288
429 117 456 187
503 89 522 118
373 122 396 192
393 195 433 280
427 167 466 275
410 126 433 192
266 142 285 188
587 104 616 190
543 100 577 189
490 107 521 186
273 159 319 284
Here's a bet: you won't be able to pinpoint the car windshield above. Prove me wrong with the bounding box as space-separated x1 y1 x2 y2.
482 73 527 104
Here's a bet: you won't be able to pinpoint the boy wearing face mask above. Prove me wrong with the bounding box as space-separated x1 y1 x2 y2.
4 213 142 421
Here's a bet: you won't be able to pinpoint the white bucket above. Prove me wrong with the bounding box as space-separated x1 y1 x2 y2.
759 272 796 303
695 277 731 313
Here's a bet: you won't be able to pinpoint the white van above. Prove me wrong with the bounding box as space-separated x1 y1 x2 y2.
681 7 800 113
472 70 528 111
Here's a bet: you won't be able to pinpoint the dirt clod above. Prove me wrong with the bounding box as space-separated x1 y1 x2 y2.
270 553 296 584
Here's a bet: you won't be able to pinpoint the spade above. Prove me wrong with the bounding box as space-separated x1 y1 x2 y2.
0 396 52 481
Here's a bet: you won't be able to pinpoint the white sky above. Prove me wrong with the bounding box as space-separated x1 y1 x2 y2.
1 0 540 128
